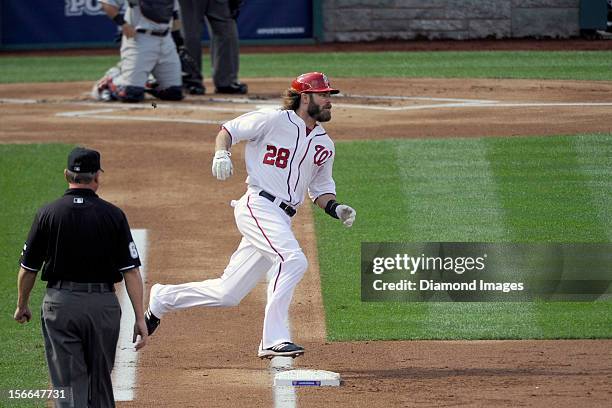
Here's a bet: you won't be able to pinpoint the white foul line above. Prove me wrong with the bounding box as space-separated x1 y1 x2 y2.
112 228 148 402
342 93 499 104
271 357 296 408
265 265 297 408
57 112 224 125
0 98 38 104
5 95 612 123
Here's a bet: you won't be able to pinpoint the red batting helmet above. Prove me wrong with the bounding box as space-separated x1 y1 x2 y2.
291 72 340 94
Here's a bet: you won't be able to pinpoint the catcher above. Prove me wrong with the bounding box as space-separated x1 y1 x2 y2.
92 0 187 102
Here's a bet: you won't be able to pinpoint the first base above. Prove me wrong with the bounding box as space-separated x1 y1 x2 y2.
274 369 341 387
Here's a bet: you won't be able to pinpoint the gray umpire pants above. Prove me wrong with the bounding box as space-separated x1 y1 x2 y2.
178 0 240 87
41 287 121 408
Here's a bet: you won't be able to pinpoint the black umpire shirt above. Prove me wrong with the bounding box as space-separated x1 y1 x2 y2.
20 188 141 283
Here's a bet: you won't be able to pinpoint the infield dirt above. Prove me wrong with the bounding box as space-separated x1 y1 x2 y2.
1 76 611 407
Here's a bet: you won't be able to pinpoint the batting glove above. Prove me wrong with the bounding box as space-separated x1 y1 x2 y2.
336 205 356 228
212 150 233 181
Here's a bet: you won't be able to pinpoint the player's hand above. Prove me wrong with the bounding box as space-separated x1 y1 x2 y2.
122 23 136 39
212 150 233 181
133 319 149 351
14 306 32 324
335 205 356 228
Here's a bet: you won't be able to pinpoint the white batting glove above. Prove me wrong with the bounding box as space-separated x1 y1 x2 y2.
336 204 356 228
212 150 233 181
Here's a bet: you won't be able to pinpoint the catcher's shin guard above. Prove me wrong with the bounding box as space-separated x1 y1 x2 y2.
150 86 184 101
117 86 145 103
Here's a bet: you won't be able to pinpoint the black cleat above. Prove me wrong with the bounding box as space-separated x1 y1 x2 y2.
258 342 305 359
215 82 248 95
144 307 160 336
187 85 206 95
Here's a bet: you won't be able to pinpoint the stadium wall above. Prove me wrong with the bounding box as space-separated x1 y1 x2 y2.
321 0 583 41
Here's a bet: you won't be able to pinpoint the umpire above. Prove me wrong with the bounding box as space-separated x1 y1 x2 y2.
14 147 148 407
179 0 248 94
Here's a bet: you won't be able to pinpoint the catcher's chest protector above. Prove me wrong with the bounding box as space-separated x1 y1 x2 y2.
137 0 174 23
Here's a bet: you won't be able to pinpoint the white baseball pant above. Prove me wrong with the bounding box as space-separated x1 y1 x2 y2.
116 33 182 89
149 190 307 349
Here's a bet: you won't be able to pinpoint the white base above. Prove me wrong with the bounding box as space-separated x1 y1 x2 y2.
274 369 341 387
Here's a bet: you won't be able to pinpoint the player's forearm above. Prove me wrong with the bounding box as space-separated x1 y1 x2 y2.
314 193 337 210
215 129 232 152
16 267 37 308
123 268 145 323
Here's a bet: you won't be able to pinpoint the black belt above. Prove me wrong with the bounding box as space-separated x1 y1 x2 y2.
48 280 115 293
259 191 296 217
136 28 169 37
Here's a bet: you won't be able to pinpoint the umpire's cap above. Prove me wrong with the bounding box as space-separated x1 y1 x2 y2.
67 147 103 173
291 72 340 94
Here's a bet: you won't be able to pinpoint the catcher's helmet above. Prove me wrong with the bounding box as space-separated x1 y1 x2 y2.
291 72 339 94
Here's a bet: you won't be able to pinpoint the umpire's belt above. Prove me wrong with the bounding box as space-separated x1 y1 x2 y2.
48 280 115 293
259 190 296 217
136 28 169 37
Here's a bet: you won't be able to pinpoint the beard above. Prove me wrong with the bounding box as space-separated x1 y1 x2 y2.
307 98 332 122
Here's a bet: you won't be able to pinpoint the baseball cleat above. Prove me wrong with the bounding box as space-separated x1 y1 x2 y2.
258 342 305 359
144 307 160 336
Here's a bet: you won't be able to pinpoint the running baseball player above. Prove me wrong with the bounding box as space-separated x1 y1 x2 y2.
92 0 184 102
144 72 356 359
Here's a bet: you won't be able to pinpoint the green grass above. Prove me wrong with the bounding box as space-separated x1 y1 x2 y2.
0 144 72 404
1 50 612 83
314 134 612 341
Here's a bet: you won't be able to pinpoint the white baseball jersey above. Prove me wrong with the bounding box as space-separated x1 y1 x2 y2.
223 109 337 207
148 108 338 352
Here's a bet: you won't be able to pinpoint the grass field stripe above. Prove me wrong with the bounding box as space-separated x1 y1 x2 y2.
112 228 148 402
571 134 612 241
484 135 609 243
3 51 612 83
395 138 508 241
484 135 610 338
0 144 71 399
394 138 542 338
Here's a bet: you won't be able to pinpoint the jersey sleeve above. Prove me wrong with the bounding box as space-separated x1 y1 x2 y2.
116 211 142 272
308 154 337 202
19 210 48 272
222 110 271 145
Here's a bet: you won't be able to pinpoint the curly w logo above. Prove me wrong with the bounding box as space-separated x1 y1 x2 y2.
313 145 332 166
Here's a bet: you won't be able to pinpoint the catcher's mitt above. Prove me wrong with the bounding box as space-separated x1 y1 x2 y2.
178 47 201 82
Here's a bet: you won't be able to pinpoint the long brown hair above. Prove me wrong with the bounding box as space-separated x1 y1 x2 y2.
281 88 301 111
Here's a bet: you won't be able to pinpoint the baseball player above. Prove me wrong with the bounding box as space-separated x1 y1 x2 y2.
144 72 356 359
92 0 184 102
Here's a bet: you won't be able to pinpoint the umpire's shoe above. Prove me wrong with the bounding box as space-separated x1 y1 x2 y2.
215 81 248 95
258 342 305 359
144 308 160 336
187 85 205 95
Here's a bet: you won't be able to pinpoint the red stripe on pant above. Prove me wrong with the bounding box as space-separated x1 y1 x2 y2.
246 194 285 291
